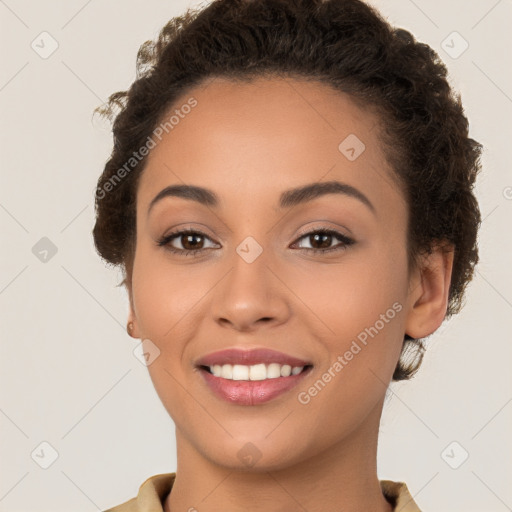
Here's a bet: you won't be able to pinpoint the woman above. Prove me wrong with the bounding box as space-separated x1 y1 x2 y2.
94 0 482 510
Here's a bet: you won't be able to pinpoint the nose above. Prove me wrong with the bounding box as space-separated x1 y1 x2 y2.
211 248 291 333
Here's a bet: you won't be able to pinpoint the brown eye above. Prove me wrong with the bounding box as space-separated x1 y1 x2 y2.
156 227 355 257
180 233 205 250
292 229 355 254
308 232 333 250
157 229 218 257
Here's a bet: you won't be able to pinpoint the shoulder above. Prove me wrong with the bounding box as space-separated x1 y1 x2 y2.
102 473 176 512
380 479 423 512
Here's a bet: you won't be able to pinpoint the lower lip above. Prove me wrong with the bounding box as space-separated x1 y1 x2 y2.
198 366 313 405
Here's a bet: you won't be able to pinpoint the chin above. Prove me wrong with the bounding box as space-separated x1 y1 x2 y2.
199 434 311 473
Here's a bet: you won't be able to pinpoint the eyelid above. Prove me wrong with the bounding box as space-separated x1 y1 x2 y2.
158 222 353 245
293 221 353 240
158 226 218 248
290 227 355 252
157 223 356 258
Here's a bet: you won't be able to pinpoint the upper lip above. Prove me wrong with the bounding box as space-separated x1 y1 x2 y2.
196 348 312 368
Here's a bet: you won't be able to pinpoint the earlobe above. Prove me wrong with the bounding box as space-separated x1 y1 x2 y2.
126 314 140 339
126 287 140 339
404 243 455 340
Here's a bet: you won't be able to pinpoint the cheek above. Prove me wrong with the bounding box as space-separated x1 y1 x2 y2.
131 247 209 343
294 248 406 333
131 250 202 421
290 253 406 436
290 244 408 398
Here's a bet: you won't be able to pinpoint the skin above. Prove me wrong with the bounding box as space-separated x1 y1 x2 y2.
126 77 454 512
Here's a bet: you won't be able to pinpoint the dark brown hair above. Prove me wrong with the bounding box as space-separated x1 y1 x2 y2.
92 0 482 381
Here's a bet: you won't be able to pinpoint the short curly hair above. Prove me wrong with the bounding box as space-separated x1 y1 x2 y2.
92 0 482 381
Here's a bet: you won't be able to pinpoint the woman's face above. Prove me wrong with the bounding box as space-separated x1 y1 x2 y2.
128 77 427 470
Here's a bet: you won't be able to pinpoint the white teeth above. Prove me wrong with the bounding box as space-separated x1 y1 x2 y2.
208 363 305 380
267 363 281 379
280 364 292 377
220 364 233 379
249 363 266 381
232 364 249 380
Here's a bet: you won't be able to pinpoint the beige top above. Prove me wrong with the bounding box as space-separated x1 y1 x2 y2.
103 473 422 511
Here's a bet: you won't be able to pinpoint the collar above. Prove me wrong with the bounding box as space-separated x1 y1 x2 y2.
104 473 422 511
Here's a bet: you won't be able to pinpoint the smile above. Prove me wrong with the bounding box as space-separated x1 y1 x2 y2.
204 362 308 380
198 364 313 405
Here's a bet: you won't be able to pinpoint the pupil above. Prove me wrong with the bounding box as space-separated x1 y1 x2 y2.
313 233 331 249
184 234 202 249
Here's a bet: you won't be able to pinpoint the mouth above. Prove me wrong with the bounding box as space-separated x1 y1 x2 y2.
199 363 314 380
194 347 314 405
197 363 314 405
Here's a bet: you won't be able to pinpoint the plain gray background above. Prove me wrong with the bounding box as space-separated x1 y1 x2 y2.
1 0 511 511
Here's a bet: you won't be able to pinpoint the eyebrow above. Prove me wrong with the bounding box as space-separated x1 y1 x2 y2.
147 180 376 216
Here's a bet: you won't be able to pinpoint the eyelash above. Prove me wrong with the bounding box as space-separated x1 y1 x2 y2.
156 228 355 257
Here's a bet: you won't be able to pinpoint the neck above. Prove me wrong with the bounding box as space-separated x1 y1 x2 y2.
165 398 393 512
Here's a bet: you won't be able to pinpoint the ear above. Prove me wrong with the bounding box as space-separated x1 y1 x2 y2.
126 282 141 339
404 242 455 339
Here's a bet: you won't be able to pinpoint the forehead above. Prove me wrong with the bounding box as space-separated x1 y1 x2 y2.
137 76 403 214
